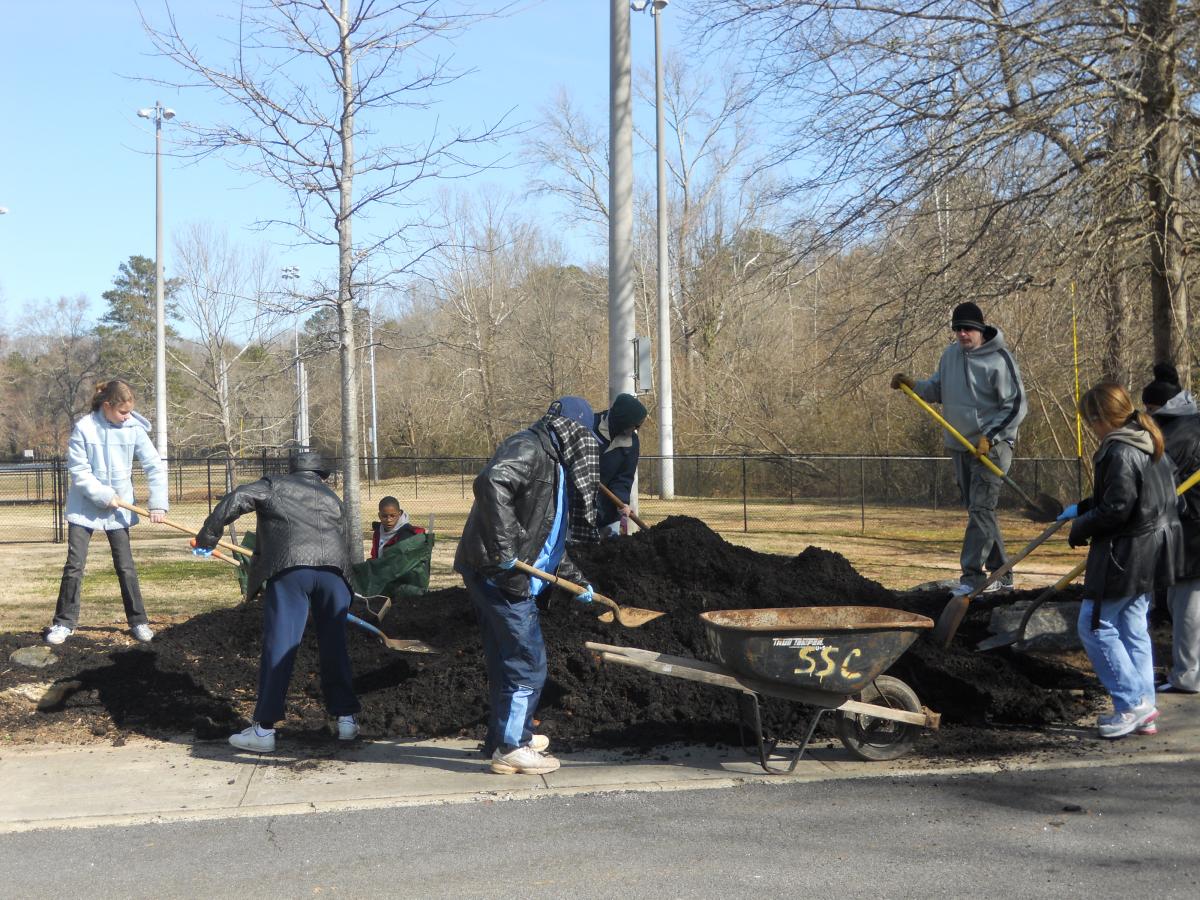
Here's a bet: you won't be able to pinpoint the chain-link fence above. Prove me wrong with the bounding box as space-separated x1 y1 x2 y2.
0 452 1084 544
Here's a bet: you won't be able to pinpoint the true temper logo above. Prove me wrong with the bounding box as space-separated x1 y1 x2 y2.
772 637 825 648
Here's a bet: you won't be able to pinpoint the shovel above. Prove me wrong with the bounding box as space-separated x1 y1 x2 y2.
898 383 1063 522
976 559 1087 651
346 612 438 655
598 483 650 532
976 465 1200 651
930 517 1068 647
115 499 249 557
511 559 665 627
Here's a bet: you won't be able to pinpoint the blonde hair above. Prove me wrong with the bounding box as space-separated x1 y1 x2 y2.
91 379 135 413
1079 381 1164 461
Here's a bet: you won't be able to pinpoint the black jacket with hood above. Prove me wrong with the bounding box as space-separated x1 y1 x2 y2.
453 420 588 598
196 471 352 601
1069 423 1183 605
1152 391 1200 580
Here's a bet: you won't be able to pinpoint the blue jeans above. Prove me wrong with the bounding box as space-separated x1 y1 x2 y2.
462 569 547 754
1077 593 1155 713
254 567 360 725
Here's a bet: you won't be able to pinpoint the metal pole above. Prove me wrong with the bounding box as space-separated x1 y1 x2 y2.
368 295 379 484
653 5 675 499
153 102 168 461
609 0 636 403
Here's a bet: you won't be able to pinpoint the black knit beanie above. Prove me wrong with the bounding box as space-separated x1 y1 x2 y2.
608 393 648 435
1142 362 1182 408
951 302 985 332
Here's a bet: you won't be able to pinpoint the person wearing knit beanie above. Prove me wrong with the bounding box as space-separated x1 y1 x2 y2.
1143 361 1200 693
890 300 1027 597
593 393 648 534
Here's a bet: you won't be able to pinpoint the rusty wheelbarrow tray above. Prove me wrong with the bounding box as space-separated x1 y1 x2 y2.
585 606 940 774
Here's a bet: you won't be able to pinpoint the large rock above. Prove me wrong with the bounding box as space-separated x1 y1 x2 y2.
988 599 1082 651
9 645 57 669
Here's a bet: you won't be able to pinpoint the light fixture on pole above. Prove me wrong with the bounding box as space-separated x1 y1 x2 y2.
137 101 176 461
633 0 674 498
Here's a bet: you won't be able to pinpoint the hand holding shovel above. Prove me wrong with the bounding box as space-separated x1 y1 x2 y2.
896 382 1062 522
114 498 249 557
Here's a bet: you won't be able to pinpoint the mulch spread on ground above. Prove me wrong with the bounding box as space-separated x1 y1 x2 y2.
1 516 1111 758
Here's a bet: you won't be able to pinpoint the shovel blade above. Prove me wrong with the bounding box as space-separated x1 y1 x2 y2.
613 608 667 628
1022 493 1064 523
384 638 439 654
976 631 1021 652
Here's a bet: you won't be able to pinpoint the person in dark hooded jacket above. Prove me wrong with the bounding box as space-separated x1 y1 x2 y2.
1143 363 1200 693
454 396 601 775
593 393 648 534
194 451 361 753
1059 383 1183 738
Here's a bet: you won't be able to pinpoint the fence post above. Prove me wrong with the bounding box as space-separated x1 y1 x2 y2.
742 456 748 533
788 458 794 505
460 459 466 498
932 458 939 511
414 459 420 499
860 456 866 532
206 459 213 512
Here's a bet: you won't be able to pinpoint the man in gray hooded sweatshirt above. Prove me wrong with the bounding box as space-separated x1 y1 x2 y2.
892 302 1027 596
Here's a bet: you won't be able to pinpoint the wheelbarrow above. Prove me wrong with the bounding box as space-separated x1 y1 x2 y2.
586 606 940 774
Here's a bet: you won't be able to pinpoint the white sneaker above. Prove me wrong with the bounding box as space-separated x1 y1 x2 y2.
491 745 560 775
1098 701 1158 739
529 734 550 753
336 715 359 741
229 724 276 753
131 623 154 643
44 625 73 645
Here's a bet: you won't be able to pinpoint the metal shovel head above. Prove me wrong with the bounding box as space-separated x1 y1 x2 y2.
594 595 666 628
1022 493 1064 523
384 637 440 655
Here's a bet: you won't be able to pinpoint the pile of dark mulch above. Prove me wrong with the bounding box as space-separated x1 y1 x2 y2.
1 516 1099 750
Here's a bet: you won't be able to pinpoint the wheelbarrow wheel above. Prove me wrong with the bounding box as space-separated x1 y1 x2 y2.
836 675 922 762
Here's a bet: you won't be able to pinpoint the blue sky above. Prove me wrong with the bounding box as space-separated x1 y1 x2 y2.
0 1 686 327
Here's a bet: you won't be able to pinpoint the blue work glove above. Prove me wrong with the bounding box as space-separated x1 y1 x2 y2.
497 558 517 570
576 584 594 604
1056 503 1079 522
191 546 214 558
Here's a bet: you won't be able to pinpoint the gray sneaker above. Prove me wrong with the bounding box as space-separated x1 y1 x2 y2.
131 623 154 643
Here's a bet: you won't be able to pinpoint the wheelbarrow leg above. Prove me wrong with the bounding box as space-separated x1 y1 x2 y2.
737 691 826 775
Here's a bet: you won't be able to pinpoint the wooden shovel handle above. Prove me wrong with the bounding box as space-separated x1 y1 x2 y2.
510 559 622 617
598 483 649 531
899 383 1006 478
114 498 248 557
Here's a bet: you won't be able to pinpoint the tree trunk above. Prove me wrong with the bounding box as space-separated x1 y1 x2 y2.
1139 0 1190 383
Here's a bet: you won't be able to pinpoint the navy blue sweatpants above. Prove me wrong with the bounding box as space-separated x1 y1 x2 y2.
254 567 360 726
462 569 547 754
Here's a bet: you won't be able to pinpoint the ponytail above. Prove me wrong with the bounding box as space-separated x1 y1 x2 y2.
1079 381 1164 461
91 379 135 413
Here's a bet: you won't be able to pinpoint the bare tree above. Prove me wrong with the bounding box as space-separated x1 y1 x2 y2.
141 0 512 560
170 222 285 488
692 0 1197 382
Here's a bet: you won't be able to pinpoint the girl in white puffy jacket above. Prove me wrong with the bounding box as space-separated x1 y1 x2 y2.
45 380 168 645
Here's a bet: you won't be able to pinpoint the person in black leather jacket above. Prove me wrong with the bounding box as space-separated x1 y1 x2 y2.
195 451 360 753
454 396 600 775
1060 383 1183 739
1144 363 1200 692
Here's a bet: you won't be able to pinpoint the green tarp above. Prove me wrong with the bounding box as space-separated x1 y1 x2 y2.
231 530 434 601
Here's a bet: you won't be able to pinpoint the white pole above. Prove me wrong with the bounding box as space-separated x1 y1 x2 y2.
153 102 168 461
609 0 636 403
368 302 379 483
652 6 675 499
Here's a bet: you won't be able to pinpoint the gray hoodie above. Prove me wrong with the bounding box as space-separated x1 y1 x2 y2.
914 326 1027 450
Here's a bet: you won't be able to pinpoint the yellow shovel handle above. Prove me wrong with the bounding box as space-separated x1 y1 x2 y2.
899 383 1005 478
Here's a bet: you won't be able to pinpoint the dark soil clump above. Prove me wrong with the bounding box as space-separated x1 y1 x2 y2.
1 516 1100 752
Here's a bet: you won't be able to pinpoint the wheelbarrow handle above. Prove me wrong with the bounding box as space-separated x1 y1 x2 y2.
598 482 649 532
114 498 249 557
899 383 1005 478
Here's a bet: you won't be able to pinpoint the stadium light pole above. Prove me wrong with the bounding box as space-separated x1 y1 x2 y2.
634 0 674 498
281 266 310 450
137 102 176 461
609 0 636 403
